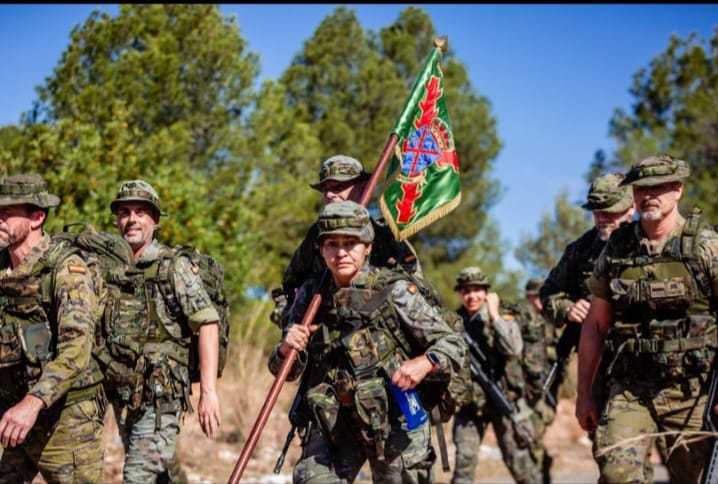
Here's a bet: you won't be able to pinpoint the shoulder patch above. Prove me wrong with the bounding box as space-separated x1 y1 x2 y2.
68 264 86 274
191 265 199 275
503 313 515 321
407 284 418 295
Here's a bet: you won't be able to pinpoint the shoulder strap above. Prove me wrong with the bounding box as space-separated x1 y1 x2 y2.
681 207 713 301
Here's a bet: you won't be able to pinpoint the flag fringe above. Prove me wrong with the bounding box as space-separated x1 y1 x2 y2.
380 193 461 242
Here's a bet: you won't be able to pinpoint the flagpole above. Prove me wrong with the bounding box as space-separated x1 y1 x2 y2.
227 135 399 484
228 36 450 483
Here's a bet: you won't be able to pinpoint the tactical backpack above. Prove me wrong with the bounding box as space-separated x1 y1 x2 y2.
368 267 474 422
156 245 231 383
52 225 230 386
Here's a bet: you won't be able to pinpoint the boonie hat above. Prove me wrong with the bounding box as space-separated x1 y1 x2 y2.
454 266 490 291
110 179 165 216
525 278 544 296
581 172 633 213
317 200 374 243
620 154 690 187
0 173 60 208
310 155 370 191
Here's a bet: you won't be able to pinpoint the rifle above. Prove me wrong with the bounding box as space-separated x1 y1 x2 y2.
464 331 533 448
701 359 718 484
542 321 582 395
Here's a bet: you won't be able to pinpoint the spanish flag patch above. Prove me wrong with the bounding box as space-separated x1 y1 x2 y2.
407 284 418 294
68 264 86 274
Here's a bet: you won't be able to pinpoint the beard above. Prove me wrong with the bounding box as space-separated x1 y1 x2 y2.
639 208 663 222
0 224 29 250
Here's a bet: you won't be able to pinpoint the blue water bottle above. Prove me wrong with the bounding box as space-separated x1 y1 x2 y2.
388 382 428 430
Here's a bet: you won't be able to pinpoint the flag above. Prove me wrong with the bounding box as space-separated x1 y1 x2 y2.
379 36 460 241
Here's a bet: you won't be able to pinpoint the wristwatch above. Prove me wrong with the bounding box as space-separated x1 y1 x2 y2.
426 352 440 372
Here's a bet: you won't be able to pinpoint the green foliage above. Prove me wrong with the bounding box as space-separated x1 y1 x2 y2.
0 4 511 308
607 28 718 220
1 5 260 307
275 5 504 291
514 188 591 278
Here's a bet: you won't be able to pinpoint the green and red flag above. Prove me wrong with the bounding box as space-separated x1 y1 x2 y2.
379 37 460 241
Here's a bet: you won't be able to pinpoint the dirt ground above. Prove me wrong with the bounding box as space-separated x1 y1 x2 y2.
98 387 668 484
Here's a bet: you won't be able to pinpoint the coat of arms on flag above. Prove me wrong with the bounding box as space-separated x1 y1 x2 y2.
379 36 461 241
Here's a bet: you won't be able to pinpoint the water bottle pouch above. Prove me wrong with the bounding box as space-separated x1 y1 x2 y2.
306 382 340 438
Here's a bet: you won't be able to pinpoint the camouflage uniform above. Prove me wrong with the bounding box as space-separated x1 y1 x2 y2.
108 181 219 484
274 155 422 326
586 155 718 483
540 172 634 410
451 268 543 484
269 201 465 483
0 174 105 483
513 279 554 483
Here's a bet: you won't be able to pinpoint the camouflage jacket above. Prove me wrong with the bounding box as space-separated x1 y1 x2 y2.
510 301 551 400
280 217 422 304
458 303 526 405
268 264 464 388
0 233 101 409
138 240 220 339
540 227 606 329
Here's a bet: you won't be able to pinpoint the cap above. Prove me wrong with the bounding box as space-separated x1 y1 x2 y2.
0 173 60 208
310 155 370 191
525 278 544 296
620 154 690 187
317 200 374 243
454 266 490 291
110 179 165 216
581 172 634 213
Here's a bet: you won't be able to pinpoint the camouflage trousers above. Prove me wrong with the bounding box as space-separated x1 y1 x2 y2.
594 377 710 484
293 418 435 483
0 391 105 484
113 400 183 484
451 401 545 484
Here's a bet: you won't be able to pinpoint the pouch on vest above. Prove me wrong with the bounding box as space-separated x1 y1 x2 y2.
306 382 340 440
19 321 53 380
354 377 389 459
342 327 394 377
0 322 23 369
649 319 685 379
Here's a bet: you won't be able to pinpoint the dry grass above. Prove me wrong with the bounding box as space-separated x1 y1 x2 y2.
82 310 602 483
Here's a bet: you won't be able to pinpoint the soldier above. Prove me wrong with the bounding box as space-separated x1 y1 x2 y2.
451 267 543 484
108 180 221 483
0 174 105 482
576 154 718 482
540 172 635 407
515 278 554 483
268 200 466 483
273 154 421 325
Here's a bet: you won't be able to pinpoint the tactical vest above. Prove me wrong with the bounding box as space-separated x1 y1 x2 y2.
301 266 453 456
132 247 194 417
0 243 103 407
603 209 718 382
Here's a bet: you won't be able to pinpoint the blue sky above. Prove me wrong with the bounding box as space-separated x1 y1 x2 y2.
1 4 716 272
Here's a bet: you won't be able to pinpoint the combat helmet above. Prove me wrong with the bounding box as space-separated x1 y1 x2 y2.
0 173 60 209
317 200 374 243
110 179 165 217
582 172 633 213
310 155 370 191
620 153 690 187
454 266 490 291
